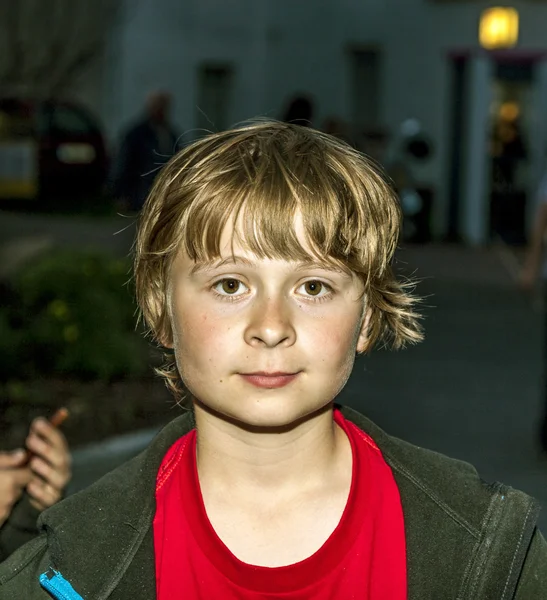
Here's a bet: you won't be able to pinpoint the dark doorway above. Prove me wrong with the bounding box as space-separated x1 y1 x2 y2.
446 54 538 245
488 60 534 245
446 57 468 241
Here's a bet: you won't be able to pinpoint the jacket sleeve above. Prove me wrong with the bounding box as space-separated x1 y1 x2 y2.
0 535 50 599
0 494 41 562
514 527 547 598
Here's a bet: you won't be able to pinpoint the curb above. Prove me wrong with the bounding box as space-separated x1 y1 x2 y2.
67 426 163 495
0 235 53 279
71 426 161 465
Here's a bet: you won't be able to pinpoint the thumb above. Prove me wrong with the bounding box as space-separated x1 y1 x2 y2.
0 449 28 469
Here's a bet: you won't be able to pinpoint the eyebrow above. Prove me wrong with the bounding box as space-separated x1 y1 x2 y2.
190 256 255 275
190 256 346 275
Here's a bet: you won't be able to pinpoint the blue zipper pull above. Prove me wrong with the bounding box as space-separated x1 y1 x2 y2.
39 568 84 600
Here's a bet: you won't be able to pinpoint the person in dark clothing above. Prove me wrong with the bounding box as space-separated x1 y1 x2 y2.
520 172 547 453
111 91 180 211
281 95 314 127
0 417 71 561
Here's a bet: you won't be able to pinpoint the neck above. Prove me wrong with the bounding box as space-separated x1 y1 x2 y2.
193 402 348 502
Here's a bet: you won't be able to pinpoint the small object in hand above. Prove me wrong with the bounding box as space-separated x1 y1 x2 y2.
48 407 69 429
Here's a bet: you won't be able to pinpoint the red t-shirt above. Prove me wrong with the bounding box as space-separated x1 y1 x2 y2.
154 410 407 599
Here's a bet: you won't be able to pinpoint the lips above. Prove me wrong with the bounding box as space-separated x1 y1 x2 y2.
239 372 300 389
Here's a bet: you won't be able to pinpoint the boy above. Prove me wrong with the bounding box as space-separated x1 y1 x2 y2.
1 121 545 599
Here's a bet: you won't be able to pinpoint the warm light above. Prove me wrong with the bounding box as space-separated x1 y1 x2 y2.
479 7 519 50
499 102 520 121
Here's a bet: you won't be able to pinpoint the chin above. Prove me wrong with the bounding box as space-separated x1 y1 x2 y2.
200 393 333 433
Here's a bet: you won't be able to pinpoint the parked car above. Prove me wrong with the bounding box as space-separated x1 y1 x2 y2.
0 97 108 201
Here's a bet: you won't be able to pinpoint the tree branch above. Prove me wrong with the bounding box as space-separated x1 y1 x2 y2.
0 0 122 97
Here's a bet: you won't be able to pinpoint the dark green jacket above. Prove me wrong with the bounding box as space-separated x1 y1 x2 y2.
0 495 41 563
0 406 546 599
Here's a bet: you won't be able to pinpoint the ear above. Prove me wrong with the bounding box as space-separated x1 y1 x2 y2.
356 308 372 354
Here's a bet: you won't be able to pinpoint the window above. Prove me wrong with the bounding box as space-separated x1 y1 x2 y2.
196 64 234 133
52 105 97 135
0 99 34 137
348 48 381 135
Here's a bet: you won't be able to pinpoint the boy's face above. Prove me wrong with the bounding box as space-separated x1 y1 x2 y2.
167 214 369 429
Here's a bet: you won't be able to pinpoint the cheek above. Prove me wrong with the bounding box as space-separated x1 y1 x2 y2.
306 312 361 366
172 307 224 363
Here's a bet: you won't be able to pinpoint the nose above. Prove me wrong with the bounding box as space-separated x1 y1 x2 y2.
244 294 296 348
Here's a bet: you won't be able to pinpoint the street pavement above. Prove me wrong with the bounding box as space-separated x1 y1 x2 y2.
2 210 546 531
0 209 137 258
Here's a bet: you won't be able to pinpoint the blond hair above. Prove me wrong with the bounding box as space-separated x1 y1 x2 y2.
134 120 422 399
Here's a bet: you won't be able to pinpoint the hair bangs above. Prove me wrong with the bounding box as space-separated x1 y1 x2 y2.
178 142 369 275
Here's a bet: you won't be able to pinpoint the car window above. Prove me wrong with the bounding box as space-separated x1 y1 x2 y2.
0 99 34 137
36 104 52 136
53 106 97 135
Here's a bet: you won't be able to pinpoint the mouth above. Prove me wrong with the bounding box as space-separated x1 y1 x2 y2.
239 371 301 389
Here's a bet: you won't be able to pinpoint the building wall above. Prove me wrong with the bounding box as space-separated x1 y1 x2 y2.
381 0 547 238
97 0 547 239
102 0 386 136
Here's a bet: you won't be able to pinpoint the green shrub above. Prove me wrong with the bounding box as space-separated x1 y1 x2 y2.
1 249 150 381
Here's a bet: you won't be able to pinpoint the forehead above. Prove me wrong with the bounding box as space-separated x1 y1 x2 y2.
218 209 310 256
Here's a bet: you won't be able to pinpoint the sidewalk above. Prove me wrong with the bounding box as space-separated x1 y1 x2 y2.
0 209 137 261
68 427 160 496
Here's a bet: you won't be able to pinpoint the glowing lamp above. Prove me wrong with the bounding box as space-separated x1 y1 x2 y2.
479 7 519 50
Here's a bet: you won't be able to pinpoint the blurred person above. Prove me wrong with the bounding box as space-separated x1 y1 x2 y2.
383 120 433 242
520 171 547 453
322 116 353 145
281 95 314 127
359 128 390 165
1 122 546 598
111 90 180 212
0 417 71 561
491 114 528 192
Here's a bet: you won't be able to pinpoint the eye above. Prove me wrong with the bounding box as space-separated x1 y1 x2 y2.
298 280 331 298
213 278 248 296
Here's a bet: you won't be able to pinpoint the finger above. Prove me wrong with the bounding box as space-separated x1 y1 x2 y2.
30 418 69 451
30 457 71 492
10 467 33 488
0 469 32 505
0 449 28 469
27 433 71 475
30 423 69 465
25 433 53 463
27 478 62 511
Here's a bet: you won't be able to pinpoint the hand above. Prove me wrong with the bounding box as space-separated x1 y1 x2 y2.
25 418 72 512
0 450 32 527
